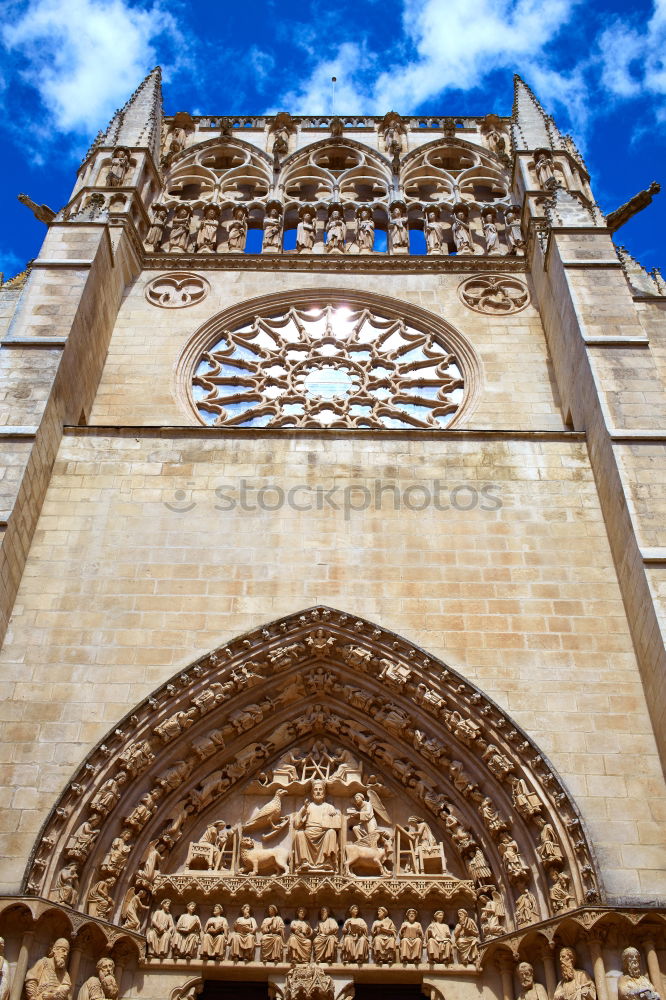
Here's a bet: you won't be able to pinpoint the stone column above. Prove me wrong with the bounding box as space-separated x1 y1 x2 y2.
496 956 515 1000
540 943 558 999
67 940 84 995
9 931 34 1000
588 935 608 1000
641 936 664 996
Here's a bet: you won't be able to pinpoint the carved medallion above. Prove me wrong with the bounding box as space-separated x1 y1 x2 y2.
145 272 209 308
458 274 529 314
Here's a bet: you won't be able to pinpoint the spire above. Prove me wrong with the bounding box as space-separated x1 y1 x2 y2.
511 74 564 151
100 66 163 163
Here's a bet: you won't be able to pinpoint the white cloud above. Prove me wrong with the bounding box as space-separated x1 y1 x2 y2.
0 249 26 279
599 0 666 107
1 0 183 133
271 0 581 120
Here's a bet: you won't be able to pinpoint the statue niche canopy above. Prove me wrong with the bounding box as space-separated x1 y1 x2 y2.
27 607 601 966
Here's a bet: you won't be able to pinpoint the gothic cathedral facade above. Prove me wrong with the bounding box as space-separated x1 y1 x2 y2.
0 67 664 1000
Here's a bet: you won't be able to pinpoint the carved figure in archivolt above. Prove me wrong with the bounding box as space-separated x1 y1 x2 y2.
550 870 574 912
518 962 549 1000
341 904 369 964
121 888 149 930
371 906 397 964
479 888 505 938
425 911 453 964
202 904 229 959
618 948 662 1000
54 863 79 906
25 939 71 1000
91 773 127 817
77 959 118 1000
515 887 539 926
147 898 175 957
229 903 258 961
288 906 313 963
537 822 564 866
293 779 341 872
173 901 202 958
554 948 597 1000
453 909 479 966
399 909 424 964
87 876 116 920
0 941 8 1000
260 904 284 962
313 907 338 963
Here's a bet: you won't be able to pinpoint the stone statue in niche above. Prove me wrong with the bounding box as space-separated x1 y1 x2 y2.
107 147 130 187
54 863 79 906
260 904 285 962
25 939 72 1000
147 898 175 957
554 947 597 1000
515 887 540 926
121 888 150 930
425 911 453 964
399 909 424 964
86 876 116 919
288 906 314 963
261 203 282 253
313 906 339 963
227 206 248 252
0 938 9 1000
272 125 290 169
517 962 549 1000
228 903 258 961
172 901 202 958
618 947 662 1000
167 125 187 156
296 207 316 253
145 204 168 252
550 870 574 912
202 904 229 959
453 908 479 966
90 773 127 817
389 203 409 252
292 779 341 872
371 906 397 964
534 149 558 189
77 958 118 1000
537 822 564 866
325 207 346 252
167 206 193 253
424 207 448 254
481 208 502 255
65 813 102 861
195 206 221 254
356 207 375 253
505 207 526 256
341 904 369 964
451 206 475 255
484 116 507 157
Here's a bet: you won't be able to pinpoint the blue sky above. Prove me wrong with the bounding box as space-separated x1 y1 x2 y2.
1 0 665 277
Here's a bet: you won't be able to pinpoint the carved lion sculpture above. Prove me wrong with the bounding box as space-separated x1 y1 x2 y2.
238 837 290 876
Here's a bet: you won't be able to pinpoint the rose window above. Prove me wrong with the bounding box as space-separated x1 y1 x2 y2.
190 303 467 429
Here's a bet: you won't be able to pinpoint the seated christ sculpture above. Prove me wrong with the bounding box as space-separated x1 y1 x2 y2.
292 779 342 871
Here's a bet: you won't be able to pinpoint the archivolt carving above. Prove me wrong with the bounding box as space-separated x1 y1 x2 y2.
28 606 601 960
176 288 482 430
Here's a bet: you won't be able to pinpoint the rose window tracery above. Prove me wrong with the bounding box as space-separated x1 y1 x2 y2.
189 302 467 429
